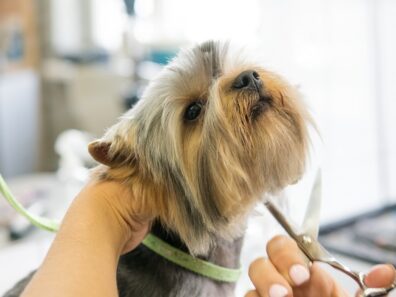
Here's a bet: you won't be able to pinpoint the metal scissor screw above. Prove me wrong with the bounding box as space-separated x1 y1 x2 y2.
302 235 312 245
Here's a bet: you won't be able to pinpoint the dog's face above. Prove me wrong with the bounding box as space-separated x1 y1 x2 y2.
89 41 310 254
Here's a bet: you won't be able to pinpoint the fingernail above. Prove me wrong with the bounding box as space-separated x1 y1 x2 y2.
269 284 288 297
289 264 310 286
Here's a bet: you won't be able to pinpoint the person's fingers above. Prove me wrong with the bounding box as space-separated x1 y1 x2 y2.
248 257 292 297
364 264 396 288
294 263 348 297
266 235 310 287
245 290 260 297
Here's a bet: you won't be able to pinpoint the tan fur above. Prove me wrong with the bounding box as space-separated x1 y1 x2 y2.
88 41 311 255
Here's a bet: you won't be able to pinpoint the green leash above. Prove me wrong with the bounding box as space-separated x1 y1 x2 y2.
0 175 241 283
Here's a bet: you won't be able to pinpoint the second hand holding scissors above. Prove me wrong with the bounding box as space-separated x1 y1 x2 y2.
264 171 396 297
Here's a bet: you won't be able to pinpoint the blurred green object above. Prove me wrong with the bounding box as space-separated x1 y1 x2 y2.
0 175 60 232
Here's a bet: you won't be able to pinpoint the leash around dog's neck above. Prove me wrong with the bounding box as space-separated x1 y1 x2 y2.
0 175 241 283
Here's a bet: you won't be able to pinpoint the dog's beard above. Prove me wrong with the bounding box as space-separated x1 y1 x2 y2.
88 41 311 255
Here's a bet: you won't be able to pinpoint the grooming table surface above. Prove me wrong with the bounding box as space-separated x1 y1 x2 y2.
320 204 396 265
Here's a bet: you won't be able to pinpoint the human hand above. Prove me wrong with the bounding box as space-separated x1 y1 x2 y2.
22 180 151 297
67 180 151 255
246 235 396 297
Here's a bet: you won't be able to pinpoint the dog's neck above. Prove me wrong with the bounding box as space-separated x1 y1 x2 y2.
151 220 244 269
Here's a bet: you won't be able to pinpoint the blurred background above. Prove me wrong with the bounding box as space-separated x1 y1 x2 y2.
0 0 395 295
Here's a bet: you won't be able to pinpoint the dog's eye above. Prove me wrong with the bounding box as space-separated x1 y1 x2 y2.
184 102 202 121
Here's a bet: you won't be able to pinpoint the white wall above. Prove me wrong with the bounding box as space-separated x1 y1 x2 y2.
50 0 83 53
0 71 40 177
376 0 396 201
254 0 383 222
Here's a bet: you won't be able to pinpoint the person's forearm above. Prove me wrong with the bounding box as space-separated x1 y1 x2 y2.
22 185 129 297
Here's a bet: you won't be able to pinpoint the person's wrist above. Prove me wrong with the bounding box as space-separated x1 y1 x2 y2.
73 181 149 255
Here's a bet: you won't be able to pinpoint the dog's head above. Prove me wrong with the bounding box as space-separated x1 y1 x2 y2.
89 41 311 254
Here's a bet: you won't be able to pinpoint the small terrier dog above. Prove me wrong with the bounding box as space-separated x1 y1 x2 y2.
5 41 310 297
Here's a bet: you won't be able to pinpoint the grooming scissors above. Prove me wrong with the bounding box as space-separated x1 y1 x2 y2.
264 171 396 297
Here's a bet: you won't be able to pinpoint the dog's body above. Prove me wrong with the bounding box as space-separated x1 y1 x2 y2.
5 41 310 297
116 222 243 297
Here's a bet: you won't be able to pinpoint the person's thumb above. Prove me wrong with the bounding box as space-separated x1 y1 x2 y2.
364 264 395 288
355 265 395 297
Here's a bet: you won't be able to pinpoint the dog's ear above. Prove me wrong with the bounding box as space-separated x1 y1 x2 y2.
88 140 131 167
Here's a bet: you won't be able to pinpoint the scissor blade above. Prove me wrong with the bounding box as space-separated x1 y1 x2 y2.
302 170 322 238
264 199 300 240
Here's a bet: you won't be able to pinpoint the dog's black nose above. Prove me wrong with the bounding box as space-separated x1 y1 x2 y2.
233 70 262 90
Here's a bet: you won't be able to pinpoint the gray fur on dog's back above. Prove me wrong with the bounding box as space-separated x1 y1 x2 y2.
3 272 35 297
117 244 239 297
